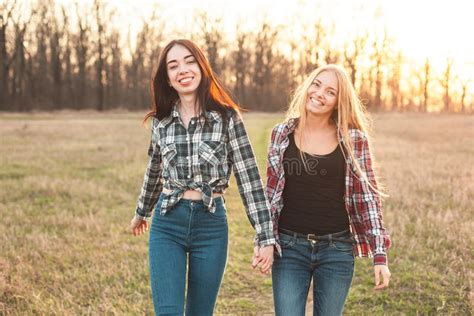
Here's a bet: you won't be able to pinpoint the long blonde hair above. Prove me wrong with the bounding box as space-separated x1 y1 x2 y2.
286 64 384 196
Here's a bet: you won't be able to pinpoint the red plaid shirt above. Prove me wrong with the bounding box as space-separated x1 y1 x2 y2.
266 119 391 265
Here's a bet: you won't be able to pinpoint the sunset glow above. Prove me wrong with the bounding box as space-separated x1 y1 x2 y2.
6 0 474 111
54 0 474 92
55 0 474 65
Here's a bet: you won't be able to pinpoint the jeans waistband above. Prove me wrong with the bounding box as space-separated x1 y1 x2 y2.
279 228 354 243
177 195 225 204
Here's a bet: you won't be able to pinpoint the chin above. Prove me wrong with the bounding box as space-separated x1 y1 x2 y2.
179 88 199 96
306 108 332 117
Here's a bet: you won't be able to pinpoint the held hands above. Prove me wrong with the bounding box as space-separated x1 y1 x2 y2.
130 216 149 236
374 264 391 290
251 245 274 275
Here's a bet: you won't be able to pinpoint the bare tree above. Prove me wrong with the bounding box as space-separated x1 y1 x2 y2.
10 2 33 110
126 19 151 109
0 0 16 110
232 27 250 105
252 21 278 110
147 7 164 79
195 12 225 76
404 68 422 111
460 81 469 113
106 30 122 108
49 8 63 109
301 19 325 74
75 3 90 109
344 32 368 87
93 0 105 111
387 51 403 111
420 58 431 112
371 29 389 110
61 6 74 108
323 23 340 65
440 58 454 112
31 2 55 109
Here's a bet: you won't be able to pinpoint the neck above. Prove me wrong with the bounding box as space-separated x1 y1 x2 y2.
304 112 334 132
178 94 199 116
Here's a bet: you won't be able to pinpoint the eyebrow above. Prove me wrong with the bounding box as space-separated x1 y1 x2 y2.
167 54 195 65
313 79 337 92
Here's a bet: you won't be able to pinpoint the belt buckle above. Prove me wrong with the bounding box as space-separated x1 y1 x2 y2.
307 234 317 243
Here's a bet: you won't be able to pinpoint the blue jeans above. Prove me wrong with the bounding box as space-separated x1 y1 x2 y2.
149 194 228 316
272 230 355 316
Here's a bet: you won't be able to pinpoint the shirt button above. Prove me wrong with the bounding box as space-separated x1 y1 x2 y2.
187 175 192 179
187 156 191 160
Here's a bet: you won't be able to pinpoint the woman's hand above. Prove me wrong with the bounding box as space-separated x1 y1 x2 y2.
130 216 149 236
251 245 274 275
374 265 391 290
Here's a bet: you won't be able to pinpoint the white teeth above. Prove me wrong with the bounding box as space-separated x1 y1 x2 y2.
179 77 193 83
310 97 323 106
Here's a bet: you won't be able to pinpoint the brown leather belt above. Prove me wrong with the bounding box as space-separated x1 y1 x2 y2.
279 228 355 243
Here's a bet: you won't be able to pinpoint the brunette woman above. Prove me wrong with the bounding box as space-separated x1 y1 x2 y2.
130 39 274 315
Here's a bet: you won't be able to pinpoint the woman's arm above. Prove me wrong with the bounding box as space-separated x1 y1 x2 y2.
227 111 275 248
135 118 164 220
355 132 391 265
354 132 391 289
265 125 280 205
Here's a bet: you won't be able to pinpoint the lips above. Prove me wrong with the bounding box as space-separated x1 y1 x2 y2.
178 76 194 84
310 96 324 106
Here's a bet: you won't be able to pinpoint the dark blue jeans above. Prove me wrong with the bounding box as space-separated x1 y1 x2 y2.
272 230 355 316
149 195 228 316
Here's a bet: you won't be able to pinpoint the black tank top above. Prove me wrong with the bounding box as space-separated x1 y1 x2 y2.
279 132 349 235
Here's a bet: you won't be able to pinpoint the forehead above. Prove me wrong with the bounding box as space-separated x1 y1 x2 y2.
166 44 193 62
314 71 338 89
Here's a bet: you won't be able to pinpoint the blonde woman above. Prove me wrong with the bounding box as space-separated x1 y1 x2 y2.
265 64 391 315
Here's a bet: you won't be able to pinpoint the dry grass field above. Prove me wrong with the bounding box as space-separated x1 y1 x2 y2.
0 111 472 315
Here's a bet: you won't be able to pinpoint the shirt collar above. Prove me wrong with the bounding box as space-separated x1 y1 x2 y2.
159 102 223 127
158 102 182 128
171 103 180 119
203 109 222 123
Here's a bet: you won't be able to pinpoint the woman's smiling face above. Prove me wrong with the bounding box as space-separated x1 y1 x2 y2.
306 70 339 116
166 44 202 97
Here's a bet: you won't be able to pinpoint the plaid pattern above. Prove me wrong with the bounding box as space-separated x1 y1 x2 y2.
266 119 391 265
135 105 275 247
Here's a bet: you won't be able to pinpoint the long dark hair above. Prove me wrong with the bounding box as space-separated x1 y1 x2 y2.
144 39 240 122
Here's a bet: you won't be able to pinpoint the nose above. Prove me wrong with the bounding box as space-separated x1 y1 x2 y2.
178 64 189 75
315 88 324 98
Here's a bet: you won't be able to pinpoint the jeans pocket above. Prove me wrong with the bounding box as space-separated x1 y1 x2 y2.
330 241 354 253
154 194 165 213
279 233 296 249
207 203 227 221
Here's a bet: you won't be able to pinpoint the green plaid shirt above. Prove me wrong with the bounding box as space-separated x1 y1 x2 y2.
135 105 275 247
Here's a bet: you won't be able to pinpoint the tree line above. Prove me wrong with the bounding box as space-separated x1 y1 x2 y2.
0 0 472 113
